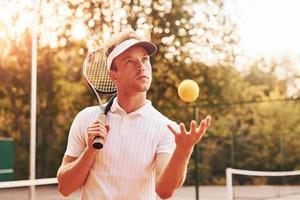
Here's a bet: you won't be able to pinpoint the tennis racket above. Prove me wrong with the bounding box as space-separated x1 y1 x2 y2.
83 47 117 149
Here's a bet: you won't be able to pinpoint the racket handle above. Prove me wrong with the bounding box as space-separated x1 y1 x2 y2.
93 136 104 149
92 113 107 149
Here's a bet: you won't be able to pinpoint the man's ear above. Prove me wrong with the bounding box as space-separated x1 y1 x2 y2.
108 70 118 83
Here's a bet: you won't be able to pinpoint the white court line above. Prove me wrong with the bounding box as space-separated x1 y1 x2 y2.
0 177 58 188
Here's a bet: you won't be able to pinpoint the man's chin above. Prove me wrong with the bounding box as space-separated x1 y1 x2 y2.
137 85 150 92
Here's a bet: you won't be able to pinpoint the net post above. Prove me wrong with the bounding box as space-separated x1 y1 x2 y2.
193 105 200 200
226 168 233 200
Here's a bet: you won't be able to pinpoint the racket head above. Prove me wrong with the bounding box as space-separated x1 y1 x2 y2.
83 47 117 95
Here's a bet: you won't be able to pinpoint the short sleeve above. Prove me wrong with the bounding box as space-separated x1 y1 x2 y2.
65 111 87 157
156 120 177 154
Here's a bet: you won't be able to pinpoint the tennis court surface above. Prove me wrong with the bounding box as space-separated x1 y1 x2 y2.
1 185 300 200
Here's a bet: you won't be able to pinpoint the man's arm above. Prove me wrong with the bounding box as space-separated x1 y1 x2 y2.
155 149 191 199
57 148 97 196
156 116 211 199
57 120 109 196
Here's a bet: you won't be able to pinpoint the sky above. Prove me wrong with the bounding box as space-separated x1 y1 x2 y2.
228 0 300 58
226 0 300 95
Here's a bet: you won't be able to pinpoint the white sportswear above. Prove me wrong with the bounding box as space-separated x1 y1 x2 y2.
65 98 176 200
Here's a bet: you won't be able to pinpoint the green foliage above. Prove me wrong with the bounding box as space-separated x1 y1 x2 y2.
0 0 299 186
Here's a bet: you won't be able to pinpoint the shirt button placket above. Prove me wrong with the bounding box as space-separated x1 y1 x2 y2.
121 116 128 136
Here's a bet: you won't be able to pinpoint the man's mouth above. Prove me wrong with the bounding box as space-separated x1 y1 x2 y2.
136 75 149 80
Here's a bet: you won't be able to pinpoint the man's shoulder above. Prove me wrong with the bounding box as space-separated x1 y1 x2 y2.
80 105 99 112
147 104 176 125
76 106 99 118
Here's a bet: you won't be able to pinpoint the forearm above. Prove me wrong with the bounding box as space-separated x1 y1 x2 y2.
57 148 96 196
156 147 193 198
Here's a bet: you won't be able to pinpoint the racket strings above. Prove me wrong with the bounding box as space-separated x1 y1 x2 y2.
86 49 116 93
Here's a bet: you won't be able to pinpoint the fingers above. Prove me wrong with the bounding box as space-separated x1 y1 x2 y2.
171 116 211 136
179 123 187 134
167 124 178 136
197 119 207 135
190 120 197 133
87 128 107 140
196 115 211 137
88 126 107 135
89 120 110 130
87 120 110 140
168 123 188 137
205 115 211 129
89 120 105 127
105 125 110 132
169 116 211 150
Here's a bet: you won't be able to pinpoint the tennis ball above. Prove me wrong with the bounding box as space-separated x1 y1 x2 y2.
178 79 199 103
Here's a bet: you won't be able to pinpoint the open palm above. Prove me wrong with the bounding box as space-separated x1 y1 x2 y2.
167 116 211 154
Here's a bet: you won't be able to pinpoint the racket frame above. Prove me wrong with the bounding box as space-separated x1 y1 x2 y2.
82 48 117 149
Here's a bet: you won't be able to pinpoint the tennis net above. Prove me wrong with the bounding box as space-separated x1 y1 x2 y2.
226 168 300 200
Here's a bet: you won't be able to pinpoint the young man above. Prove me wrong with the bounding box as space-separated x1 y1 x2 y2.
57 29 211 200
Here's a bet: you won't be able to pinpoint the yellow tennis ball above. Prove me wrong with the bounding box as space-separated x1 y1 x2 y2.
178 79 199 103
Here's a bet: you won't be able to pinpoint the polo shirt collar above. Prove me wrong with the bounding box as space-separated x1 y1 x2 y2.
110 97 151 118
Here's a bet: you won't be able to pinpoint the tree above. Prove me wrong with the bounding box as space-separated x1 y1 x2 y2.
1 0 299 185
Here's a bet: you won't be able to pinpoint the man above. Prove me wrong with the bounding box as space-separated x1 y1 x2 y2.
57 29 211 199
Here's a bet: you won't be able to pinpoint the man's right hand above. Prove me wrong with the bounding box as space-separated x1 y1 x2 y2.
86 120 110 150
57 120 109 196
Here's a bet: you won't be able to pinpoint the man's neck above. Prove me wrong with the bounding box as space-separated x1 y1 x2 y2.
117 92 147 114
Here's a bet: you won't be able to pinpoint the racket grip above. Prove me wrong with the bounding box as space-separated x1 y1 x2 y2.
93 136 104 149
92 113 107 149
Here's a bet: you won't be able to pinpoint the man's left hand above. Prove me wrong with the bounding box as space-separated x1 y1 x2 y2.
167 116 211 156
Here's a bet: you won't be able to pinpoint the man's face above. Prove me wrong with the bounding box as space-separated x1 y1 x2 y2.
109 45 152 93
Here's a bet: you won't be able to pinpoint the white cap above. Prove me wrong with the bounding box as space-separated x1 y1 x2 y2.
106 38 157 70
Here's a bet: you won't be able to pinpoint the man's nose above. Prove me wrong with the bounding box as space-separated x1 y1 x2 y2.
136 59 145 72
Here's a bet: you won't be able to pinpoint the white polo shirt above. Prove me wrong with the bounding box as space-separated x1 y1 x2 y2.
65 98 176 200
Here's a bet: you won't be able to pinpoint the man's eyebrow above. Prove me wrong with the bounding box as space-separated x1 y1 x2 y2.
121 54 149 61
121 56 132 61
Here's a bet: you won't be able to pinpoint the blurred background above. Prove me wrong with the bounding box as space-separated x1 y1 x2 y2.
0 0 300 199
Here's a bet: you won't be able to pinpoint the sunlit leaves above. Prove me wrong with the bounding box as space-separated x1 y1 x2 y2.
1 0 299 183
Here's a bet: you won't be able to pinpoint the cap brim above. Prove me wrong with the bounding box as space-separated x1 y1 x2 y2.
106 38 157 70
132 41 157 56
